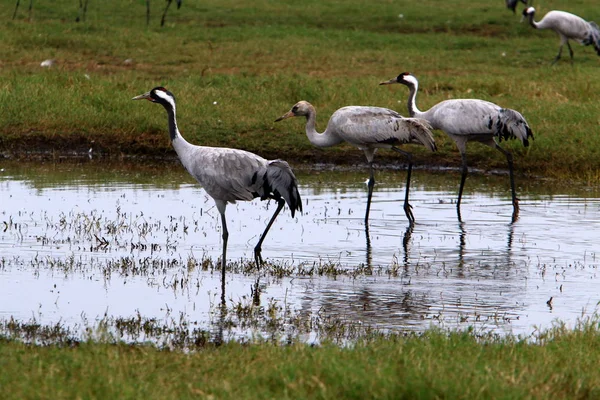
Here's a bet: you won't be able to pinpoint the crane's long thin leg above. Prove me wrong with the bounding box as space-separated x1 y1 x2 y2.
28 0 32 20
12 0 20 20
494 144 519 215
82 0 89 22
161 0 173 26
365 162 376 224
567 42 574 64
457 151 468 221
219 212 229 285
146 0 150 27
254 199 285 269
392 146 415 224
76 0 82 21
551 45 563 65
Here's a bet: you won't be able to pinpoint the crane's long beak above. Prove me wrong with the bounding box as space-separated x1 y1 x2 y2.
275 111 294 122
132 91 152 101
379 79 397 86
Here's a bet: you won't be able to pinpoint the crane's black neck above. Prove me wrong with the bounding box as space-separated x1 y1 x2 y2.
524 11 537 28
165 106 178 141
405 82 421 117
149 89 179 142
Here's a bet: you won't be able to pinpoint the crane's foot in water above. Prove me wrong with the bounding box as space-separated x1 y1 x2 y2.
254 247 264 270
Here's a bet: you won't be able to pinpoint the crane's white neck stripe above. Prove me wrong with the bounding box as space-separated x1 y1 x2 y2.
404 75 419 88
155 90 176 110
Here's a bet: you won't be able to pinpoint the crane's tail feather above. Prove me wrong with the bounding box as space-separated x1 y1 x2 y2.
263 160 303 218
496 109 534 147
584 21 600 56
404 118 437 152
505 0 518 13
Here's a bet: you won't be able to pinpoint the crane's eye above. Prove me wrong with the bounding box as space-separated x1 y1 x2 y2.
292 106 298 113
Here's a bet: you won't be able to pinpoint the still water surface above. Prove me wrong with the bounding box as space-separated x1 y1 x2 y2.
1 160 599 340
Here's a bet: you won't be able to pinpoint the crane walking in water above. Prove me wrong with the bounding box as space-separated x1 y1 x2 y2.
275 101 436 224
133 87 302 285
522 7 600 64
380 73 533 221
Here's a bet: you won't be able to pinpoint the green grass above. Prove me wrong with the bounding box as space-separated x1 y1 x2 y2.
2 0 600 181
2 318 600 399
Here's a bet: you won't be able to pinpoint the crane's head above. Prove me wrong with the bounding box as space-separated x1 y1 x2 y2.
132 87 176 109
522 6 535 17
379 72 418 88
275 101 313 121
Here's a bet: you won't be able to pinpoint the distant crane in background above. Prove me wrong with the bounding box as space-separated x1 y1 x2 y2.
506 0 528 14
76 0 90 22
132 87 302 285
380 72 533 222
275 101 437 224
522 7 600 64
13 0 91 22
12 0 33 20
161 0 181 26
145 0 182 27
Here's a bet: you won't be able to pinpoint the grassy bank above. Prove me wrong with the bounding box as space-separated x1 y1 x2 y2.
2 318 600 399
1 0 599 181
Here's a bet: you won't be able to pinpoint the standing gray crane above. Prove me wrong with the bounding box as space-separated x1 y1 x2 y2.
506 0 527 14
275 101 436 224
522 7 600 64
380 73 533 221
132 87 302 283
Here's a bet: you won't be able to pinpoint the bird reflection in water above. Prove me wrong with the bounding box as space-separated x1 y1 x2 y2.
365 225 373 268
364 223 414 270
455 220 516 270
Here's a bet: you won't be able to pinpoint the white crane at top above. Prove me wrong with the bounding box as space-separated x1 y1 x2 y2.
380 73 533 221
275 101 436 224
132 87 302 283
522 7 600 64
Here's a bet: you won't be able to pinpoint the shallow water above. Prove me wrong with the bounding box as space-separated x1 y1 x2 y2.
1 160 599 341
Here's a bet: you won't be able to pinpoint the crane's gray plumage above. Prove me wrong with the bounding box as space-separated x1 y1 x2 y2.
506 0 527 14
523 7 600 64
275 100 436 224
380 73 533 221
133 87 302 280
